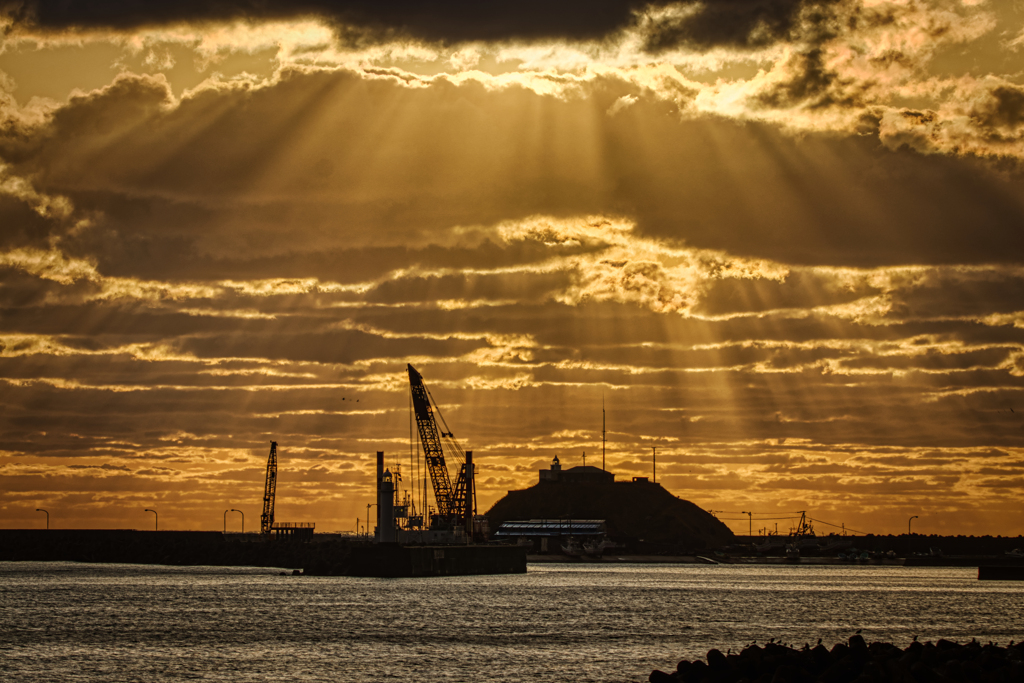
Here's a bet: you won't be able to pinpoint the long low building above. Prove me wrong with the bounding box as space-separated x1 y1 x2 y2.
493 519 606 540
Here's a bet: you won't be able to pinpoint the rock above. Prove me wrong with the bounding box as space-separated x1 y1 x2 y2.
652 638 1024 683
707 649 728 671
832 643 852 659
810 644 832 670
683 659 708 682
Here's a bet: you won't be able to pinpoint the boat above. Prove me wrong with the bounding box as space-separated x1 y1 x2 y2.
561 538 584 557
583 537 621 557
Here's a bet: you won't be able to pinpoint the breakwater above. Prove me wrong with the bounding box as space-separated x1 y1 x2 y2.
650 636 1023 683
0 530 526 577
0 529 339 570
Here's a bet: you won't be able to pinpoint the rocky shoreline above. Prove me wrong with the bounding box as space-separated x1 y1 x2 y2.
650 635 1023 683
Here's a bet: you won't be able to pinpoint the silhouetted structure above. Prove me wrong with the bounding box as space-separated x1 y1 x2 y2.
259 441 314 539
539 456 614 484
261 441 277 535
408 364 475 533
487 465 732 550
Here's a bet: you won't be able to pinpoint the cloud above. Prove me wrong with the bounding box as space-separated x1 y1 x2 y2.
2 2 1024 535
638 0 833 52
3 0 663 42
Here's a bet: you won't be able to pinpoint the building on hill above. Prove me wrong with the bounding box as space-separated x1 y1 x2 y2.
538 456 614 484
485 458 734 551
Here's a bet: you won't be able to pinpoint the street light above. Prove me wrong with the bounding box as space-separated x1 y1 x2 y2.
741 511 753 537
144 508 157 531
909 515 919 535
366 503 377 542
230 509 243 533
222 509 229 533
36 508 49 530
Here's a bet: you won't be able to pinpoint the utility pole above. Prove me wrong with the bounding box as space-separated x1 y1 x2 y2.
602 396 606 471
652 446 657 483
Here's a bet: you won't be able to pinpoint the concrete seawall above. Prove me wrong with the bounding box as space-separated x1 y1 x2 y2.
0 530 527 577
0 529 326 569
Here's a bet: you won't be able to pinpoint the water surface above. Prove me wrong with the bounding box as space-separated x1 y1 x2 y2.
2 562 1022 682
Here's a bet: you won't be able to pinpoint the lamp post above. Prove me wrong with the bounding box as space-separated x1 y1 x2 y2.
741 511 753 537
36 508 49 530
909 515 918 535
366 503 377 542
144 508 157 531
231 509 243 533
222 509 228 533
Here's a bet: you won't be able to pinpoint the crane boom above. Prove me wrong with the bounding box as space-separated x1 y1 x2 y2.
260 441 277 534
408 364 462 520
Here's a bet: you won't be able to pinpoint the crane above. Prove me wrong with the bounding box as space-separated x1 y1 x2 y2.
407 364 474 526
260 441 277 535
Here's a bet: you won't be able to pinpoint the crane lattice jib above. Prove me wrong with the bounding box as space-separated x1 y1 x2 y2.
408 364 457 519
261 441 277 534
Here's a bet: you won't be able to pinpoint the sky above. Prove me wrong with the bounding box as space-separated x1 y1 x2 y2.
2 0 1024 537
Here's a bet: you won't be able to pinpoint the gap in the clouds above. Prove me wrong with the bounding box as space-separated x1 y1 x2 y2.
0 42 123 104
927 3 1022 80
0 40 280 105
122 43 279 96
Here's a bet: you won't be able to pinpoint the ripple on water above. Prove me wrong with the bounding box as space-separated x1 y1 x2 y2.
1 562 1022 682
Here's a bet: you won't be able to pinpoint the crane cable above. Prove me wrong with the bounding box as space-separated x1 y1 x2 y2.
424 384 466 466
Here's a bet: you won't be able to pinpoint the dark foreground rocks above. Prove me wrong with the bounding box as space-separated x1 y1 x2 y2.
650 635 1024 683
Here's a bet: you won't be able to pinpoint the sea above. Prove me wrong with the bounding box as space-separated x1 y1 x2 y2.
2 561 1023 682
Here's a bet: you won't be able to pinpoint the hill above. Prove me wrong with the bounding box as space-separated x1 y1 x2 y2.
485 480 734 550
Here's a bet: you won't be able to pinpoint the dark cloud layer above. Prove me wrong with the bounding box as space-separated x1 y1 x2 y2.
3 0 659 41
1 0 835 50
643 0 839 51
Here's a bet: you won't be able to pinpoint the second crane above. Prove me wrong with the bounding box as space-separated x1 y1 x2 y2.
408 364 476 535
